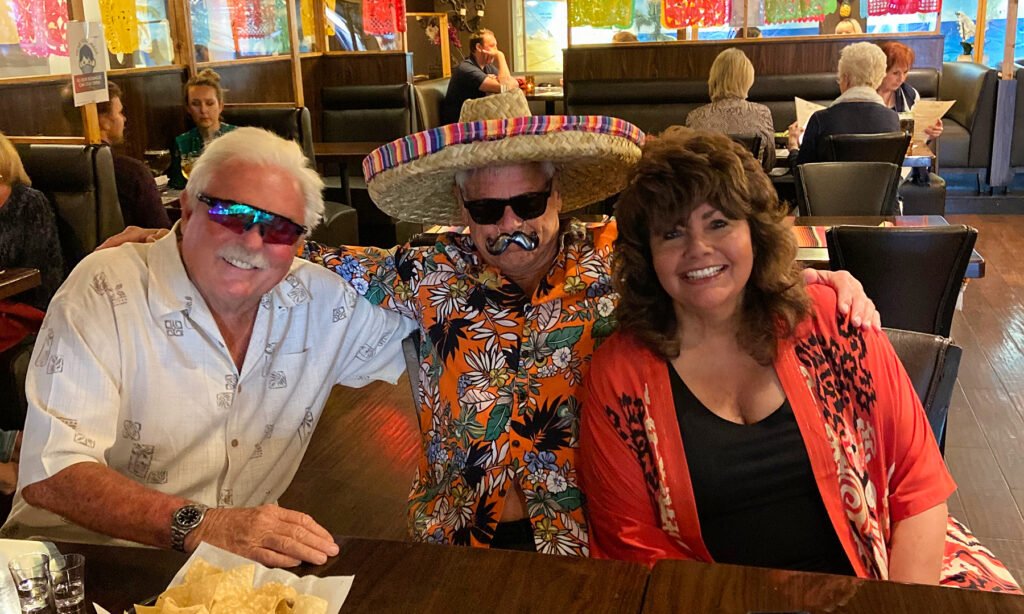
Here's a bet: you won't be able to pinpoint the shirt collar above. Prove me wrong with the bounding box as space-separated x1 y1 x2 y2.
832 86 885 107
147 222 311 320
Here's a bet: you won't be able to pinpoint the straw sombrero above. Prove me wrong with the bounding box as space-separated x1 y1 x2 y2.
361 90 645 225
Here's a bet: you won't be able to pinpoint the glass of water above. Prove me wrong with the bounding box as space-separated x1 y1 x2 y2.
7 552 54 613
48 554 85 614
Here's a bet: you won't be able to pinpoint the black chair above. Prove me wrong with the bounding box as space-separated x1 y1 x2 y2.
15 143 124 270
824 131 910 165
823 131 946 215
826 224 977 337
883 327 962 455
412 78 450 131
221 105 316 162
221 105 358 246
796 162 901 216
727 133 769 171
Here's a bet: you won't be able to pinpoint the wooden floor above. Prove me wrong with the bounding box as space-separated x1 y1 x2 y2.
281 213 1024 584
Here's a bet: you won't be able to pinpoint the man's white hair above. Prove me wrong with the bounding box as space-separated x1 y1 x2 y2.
454 161 556 190
837 42 888 90
184 127 325 229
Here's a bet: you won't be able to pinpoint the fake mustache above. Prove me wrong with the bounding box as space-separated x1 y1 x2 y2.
486 232 539 255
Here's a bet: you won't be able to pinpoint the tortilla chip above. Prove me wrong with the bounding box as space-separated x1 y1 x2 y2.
291 594 329 614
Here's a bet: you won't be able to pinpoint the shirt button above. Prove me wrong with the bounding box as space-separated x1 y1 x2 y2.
231 439 239 448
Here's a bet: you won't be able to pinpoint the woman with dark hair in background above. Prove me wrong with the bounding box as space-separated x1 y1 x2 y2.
167 68 237 189
579 127 1020 593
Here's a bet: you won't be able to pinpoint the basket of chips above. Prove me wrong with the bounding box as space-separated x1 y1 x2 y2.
132 543 353 614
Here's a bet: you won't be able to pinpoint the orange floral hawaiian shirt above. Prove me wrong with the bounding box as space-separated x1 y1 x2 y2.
304 220 618 556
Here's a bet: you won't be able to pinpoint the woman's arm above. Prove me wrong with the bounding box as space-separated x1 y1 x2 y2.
579 349 692 565
888 501 948 584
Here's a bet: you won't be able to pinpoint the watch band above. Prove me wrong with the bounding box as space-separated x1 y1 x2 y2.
171 503 209 553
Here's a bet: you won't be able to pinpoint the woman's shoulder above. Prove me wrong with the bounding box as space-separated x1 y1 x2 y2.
591 330 658 374
794 284 843 337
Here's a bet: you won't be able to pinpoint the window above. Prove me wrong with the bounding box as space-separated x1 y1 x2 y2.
0 0 177 79
324 0 399 51
190 0 316 61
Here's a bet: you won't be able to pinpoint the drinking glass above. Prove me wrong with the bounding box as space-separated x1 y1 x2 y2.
524 74 536 94
143 149 172 176
7 553 54 613
181 154 198 180
48 554 84 614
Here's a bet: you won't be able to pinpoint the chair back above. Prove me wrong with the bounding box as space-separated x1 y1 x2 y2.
797 162 901 216
883 327 962 454
727 132 765 165
221 106 315 161
413 78 450 131
824 131 910 165
15 143 124 269
826 224 977 337
321 84 414 142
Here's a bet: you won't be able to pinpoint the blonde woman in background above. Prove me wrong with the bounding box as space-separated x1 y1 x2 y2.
686 48 775 169
167 68 237 189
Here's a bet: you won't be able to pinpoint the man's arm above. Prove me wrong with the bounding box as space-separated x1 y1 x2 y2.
478 49 512 94
22 463 337 567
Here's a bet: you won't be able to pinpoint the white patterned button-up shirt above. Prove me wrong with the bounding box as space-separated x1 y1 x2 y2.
3 229 414 545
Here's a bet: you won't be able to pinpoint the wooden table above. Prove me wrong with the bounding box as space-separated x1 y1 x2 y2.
791 215 985 278
642 559 1024 613
61 536 649 613
525 86 564 115
313 142 387 207
0 268 41 300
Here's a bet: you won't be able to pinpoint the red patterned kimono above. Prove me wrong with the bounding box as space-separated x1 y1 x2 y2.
580 285 1020 592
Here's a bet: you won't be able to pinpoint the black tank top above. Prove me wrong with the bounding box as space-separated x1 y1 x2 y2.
667 363 855 575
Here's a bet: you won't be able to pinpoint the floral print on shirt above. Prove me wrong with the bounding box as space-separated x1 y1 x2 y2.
305 219 619 556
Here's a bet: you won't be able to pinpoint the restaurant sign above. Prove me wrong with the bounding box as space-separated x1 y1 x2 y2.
68 22 109 107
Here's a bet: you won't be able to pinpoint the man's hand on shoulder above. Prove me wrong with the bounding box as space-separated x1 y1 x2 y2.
96 226 169 251
185 504 339 568
802 268 881 331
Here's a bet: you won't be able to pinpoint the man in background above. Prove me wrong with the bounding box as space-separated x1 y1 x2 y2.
441 29 515 124
63 82 171 229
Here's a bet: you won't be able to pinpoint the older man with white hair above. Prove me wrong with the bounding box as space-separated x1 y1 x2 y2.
2 128 414 567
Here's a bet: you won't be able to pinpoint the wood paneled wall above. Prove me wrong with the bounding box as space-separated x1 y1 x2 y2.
0 52 413 158
564 33 945 81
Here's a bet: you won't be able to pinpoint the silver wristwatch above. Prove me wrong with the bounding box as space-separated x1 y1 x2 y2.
170 502 209 552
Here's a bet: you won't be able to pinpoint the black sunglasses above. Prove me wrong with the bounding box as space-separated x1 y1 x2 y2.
197 193 307 245
462 187 552 226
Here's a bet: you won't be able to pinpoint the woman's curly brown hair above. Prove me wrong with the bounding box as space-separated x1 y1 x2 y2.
613 126 810 364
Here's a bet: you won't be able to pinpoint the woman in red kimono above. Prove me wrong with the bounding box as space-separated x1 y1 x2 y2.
579 127 1020 592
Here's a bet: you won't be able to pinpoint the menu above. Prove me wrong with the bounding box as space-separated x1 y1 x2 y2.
912 100 957 143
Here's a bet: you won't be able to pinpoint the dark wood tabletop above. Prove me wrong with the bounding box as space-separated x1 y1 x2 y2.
642 559 1024 613
60 536 649 613
0 268 41 301
790 215 985 278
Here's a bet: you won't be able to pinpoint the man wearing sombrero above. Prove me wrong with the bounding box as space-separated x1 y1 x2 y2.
305 94 880 555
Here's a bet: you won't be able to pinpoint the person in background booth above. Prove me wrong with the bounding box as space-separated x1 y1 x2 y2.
876 41 943 139
0 132 64 313
834 18 862 34
787 42 899 165
61 82 171 229
612 31 639 43
0 133 60 495
579 127 1021 593
440 29 516 125
167 68 237 189
3 128 414 567
686 48 775 170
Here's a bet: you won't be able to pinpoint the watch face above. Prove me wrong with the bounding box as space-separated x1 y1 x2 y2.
175 505 204 528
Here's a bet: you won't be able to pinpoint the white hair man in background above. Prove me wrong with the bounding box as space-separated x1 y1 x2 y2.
2 128 415 567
